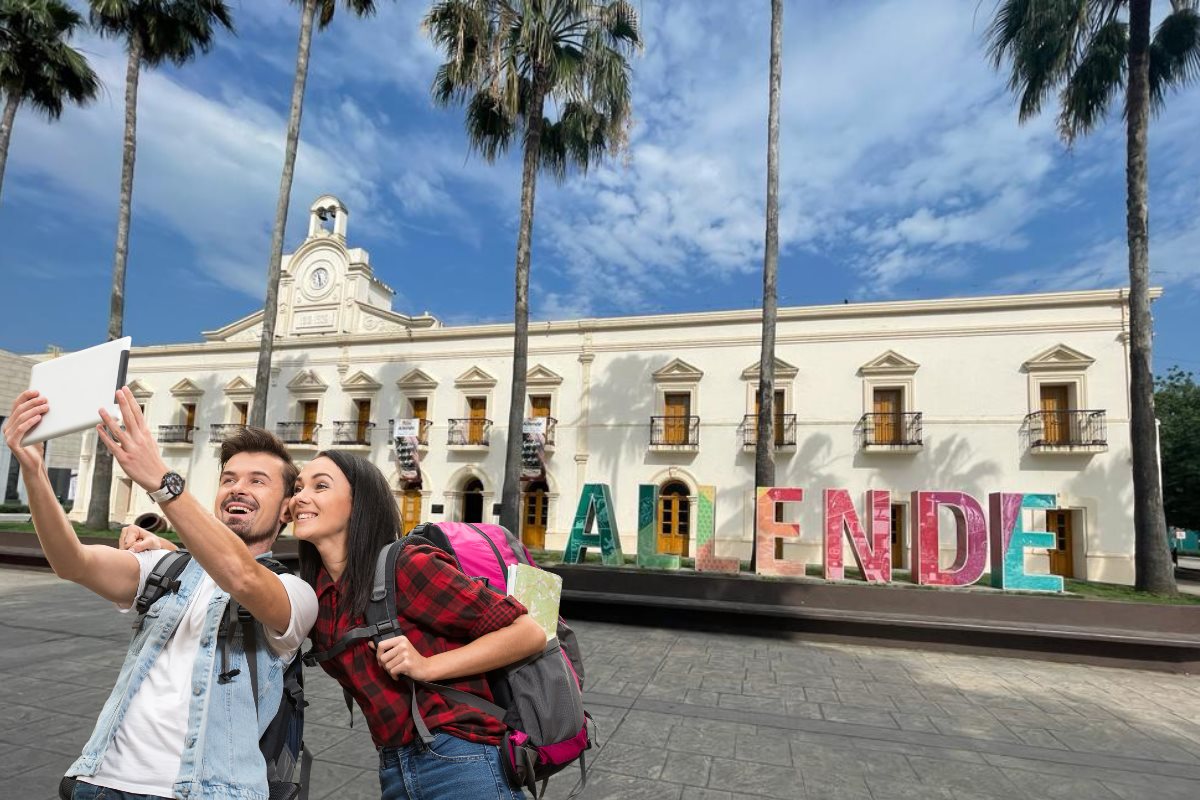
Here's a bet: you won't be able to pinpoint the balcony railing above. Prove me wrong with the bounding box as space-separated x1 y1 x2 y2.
388 418 433 446
740 414 797 448
524 416 558 447
448 418 492 446
856 412 923 449
332 420 376 446
158 425 197 444
276 421 321 446
1025 410 1107 450
209 423 246 443
650 415 700 447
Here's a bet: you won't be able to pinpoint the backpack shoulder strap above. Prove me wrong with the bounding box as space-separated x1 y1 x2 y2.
133 550 192 627
302 540 405 667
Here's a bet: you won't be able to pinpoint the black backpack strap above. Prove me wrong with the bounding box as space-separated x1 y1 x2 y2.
133 550 192 628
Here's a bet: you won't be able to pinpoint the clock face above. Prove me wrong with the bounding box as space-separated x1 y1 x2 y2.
309 267 330 290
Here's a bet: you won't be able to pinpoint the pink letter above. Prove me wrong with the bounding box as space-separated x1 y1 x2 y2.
755 487 808 577
912 491 987 586
823 489 892 583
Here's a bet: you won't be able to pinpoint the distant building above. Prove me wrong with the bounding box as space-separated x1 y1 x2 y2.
70 196 1154 584
1 349 83 506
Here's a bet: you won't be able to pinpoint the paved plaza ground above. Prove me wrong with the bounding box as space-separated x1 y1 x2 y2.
2 564 1199 800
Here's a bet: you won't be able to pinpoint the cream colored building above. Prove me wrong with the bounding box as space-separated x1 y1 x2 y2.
70 196 1149 584
1 348 84 506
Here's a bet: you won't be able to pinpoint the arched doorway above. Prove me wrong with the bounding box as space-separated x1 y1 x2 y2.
658 481 690 557
399 487 422 535
522 480 549 549
461 478 484 523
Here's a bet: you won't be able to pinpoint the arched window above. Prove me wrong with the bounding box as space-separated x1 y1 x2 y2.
461 478 484 523
658 481 691 557
399 488 422 535
522 480 550 550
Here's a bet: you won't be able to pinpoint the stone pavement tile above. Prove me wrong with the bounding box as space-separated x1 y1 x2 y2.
679 789 734 800
708 756 802 799
819 703 898 728
29 685 109 720
718 693 783 714
1004 725 1067 750
303 721 357 757
701 674 746 693
643 681 694 702
3 707 92 746
982 753 1200 796
306 760 369 800
660 751 712 787
891 712 940 733
905 755 1027 796
592 741 669 779
803 687 838 704
0 742 66 779
1103 778 1200 800
798 769 872 800
836 691 897 712
685 689 720 707
734 732 793 766
782 699 821 719
572 772 684 800
998 766 1122 799
667 725 728 757
930 715 1021 743
1059 719 1199 762
863 777 955 800
312 768 380 800
0 765 60 800
312 729 379 770
609 710 682 746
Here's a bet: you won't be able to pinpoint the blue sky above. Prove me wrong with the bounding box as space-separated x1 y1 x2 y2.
2 0 1198 375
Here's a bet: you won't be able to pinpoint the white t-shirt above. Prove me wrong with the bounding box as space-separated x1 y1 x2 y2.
89 550 318 797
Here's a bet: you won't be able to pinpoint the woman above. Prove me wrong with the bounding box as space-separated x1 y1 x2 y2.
292 450 545 800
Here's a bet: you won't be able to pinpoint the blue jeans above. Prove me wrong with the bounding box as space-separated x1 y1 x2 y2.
379 732 525 800
70 781 170 800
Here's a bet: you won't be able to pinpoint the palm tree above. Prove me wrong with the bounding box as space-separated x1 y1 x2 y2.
84 0 233 530
424 0 641 535
987 0 1199 593
249 0 384 429
0 0 99 204
752 0 783 572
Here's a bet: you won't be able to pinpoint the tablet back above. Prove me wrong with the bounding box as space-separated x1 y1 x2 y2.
23 337 131 446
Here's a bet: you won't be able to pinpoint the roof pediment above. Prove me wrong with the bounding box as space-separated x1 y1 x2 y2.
224 376 255 396
527 364 564 387
455 366 497 389
397 368 439 391
652 358 704 382
1023 344 1095 372
169 378 204 398
127 379 154 399
741 357 799 381
340 370 381 391
859 350 920 376
287 369 329 394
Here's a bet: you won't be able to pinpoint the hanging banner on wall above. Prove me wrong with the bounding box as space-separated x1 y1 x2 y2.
394 418 422 489
521 417 547 482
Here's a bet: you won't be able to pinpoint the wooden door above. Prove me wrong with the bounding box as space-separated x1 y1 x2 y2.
301 401 319 443
522 482 549 549
873 388 902 445
183 403 196 429
355 399 371 443
400 490 421 535
1047 510 1074 578
753 389 787 445
1040 385 1069 445
891 504 905 569
468 397 487 444
530 395 551 418
664 393 691 445
409 398 428 443
235 402 248 425
657 483 690 556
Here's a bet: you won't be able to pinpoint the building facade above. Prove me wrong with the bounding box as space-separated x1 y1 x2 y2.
1 348 83 506
69 196 1149 584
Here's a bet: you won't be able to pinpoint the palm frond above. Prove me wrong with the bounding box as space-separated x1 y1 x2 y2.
1150 6 1200 107
0 0 99 117
1058 17 1127 143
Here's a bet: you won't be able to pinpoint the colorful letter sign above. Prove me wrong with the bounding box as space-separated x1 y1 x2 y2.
695 485 739 573
562 483 624 566
823 489 892 583
912 491 988 586
636 484 681 570
755 487 808 577
989 493 1063 592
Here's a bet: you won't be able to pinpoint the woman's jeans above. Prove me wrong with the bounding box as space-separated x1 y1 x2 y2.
379 732 525 800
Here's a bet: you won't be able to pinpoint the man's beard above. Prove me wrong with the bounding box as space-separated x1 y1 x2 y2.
222 509 277 547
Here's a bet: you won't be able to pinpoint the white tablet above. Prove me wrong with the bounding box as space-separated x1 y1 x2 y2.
22 337 131 446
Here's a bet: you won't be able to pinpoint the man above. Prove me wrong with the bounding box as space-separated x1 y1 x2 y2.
2 387 317 800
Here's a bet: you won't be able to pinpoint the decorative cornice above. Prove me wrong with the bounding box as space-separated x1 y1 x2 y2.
286 369 329 395
741 357 799 381
527 363 564 387
859 349 920 377
127 379 154 400
653 358 704 383
1023 343 1095 372
224 376 254 397
340 370 382 394
455 366 498 389
397 368 439 391
169 378 205 398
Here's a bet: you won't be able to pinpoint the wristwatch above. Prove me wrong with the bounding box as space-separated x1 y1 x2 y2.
148 471 185 505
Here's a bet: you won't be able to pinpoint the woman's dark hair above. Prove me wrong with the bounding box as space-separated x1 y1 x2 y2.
298 450 399 619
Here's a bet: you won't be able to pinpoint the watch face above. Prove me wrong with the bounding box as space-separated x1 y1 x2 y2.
309 267 329 290
164 472 185 496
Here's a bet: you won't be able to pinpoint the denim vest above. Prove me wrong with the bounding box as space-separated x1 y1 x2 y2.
67 558 287 800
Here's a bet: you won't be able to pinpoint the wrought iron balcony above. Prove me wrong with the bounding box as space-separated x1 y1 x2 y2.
209 423 246 443
1024 410 1107 451
650 415 700 448
740 414 797 448
276 421 321 446
856 412 923 450
333 420 375 446
158 425 197 444
523 416 558 447
388 418 433 446
448 418 492 447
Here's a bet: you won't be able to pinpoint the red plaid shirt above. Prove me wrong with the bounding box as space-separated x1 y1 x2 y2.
311 544 527 748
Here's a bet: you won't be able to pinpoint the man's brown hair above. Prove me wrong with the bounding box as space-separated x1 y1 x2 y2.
218 427 299 497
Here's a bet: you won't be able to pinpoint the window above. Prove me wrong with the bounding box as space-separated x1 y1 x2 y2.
234 402 249 425
890 504 906 569
752 389 788 446
182 403 197 430
467 397 487 445
409 397 429 444
858 351 920 450
400 490 422 535
1039 384 1071 445
651 358 703 449
301 401 319 442
522 480 550 549
658 481 690 557
354 399 372 444
663 392 691 446
529 395 551 418
461 478 484 523
872 388 903 445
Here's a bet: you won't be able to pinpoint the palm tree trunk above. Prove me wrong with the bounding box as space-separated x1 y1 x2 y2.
87 37 141 531
250 0 317 429
500 74 548 535
752 0 783 572
1127 0 1176 594
0 91 21 204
